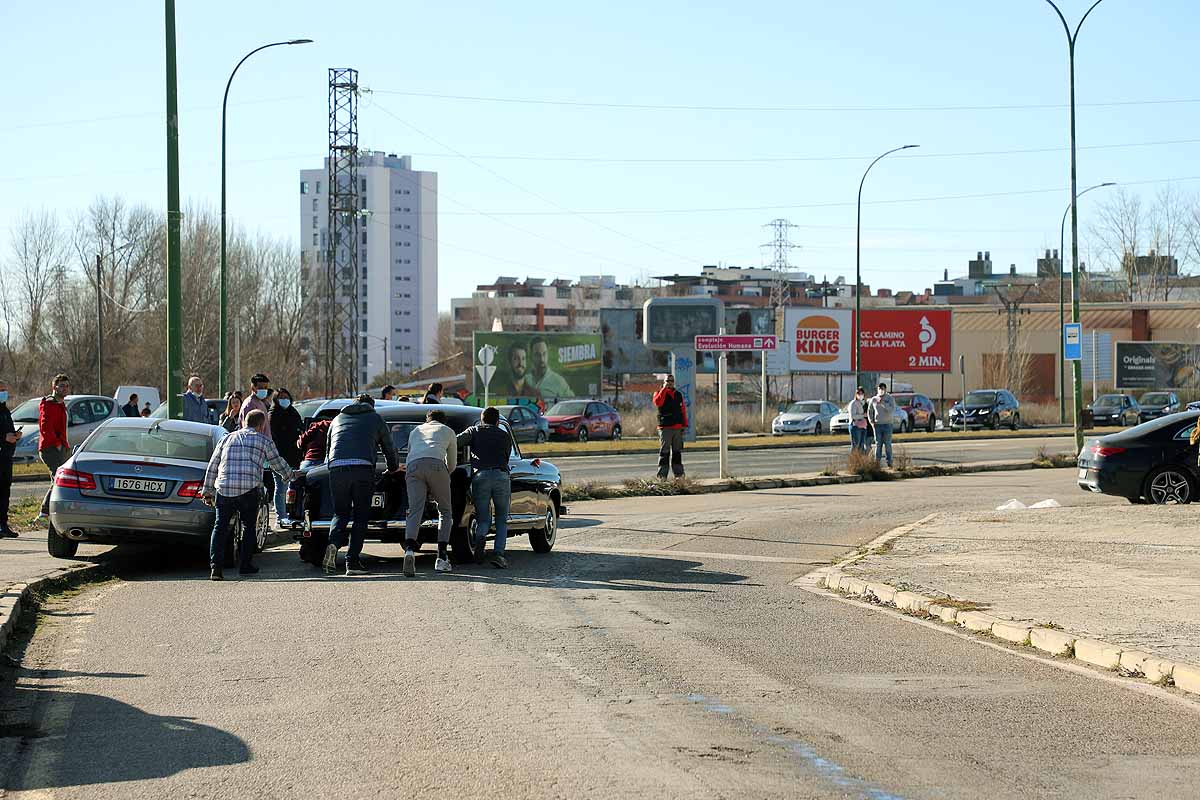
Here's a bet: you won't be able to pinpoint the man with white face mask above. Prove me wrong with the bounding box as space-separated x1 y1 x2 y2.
867 382 897 467
240 373 273 442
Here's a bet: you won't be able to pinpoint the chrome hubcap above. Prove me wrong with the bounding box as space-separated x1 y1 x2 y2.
1150 471 1191 504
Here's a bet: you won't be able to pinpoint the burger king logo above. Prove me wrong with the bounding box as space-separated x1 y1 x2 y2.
795 314 841 363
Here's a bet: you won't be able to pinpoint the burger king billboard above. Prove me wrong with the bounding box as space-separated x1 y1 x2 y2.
785 308 853 373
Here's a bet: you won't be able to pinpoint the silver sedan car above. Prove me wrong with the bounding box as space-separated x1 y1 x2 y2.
46 418 268 563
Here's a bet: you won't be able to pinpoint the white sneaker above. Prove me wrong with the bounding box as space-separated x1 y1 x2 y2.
403 549 416 577
434 557 452 573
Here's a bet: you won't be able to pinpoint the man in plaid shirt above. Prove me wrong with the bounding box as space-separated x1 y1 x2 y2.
202 408 295 580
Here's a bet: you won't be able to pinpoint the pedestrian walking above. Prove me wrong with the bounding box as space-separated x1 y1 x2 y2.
269 388 303 526
219 392 242 433
653 374 688 480
848 386 869 454
0 379 21 539
201 409 295 580
380 385 396 401
182 375 208 423
321 394 400 576
297 417 332 469
403 409 457 576
121 393 140 418
867 382 897 467
422 382 444 404
240 374 272 439
457 406 512 569
36 375 72 522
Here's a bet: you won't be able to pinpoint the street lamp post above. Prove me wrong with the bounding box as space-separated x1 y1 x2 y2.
220 38 312 396
856 144 919 387
1058 181 1115 423
1044 0 1106 451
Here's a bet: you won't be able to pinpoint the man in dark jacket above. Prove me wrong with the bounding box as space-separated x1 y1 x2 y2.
652 373 688 480
321 394 400 576
268 388 303 526
122 393 140 418
456 406 513 568
0 379 20 538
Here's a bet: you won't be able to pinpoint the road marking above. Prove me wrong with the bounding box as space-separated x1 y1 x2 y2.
561 545 823 565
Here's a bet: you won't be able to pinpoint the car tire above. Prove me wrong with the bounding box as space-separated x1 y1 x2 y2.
450 515 484 564
1144 466 1194 505
812 422 822 436
926 415 936 433
612 425 622 441
227 515 243 568
989 413 999 430
535 431 547 444
467 515 487 563
46 523 79 559
1010 413 1020 431
577 427 589 443
528 501 558 554
256 494 270 553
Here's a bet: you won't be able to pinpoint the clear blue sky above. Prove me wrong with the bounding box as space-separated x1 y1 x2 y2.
3 1 1199 309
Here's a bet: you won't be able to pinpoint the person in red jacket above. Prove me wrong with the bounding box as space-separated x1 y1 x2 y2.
652 373 688 480
297 418 332 469
37 374 72 521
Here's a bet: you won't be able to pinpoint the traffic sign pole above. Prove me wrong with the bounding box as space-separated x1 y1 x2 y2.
718 329 729 479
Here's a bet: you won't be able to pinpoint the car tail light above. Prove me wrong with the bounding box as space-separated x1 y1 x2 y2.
178 480 203 498
1089 445 1126 458
55 468 96 490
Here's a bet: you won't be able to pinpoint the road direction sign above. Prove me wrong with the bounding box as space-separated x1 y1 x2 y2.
1063 323 1082 361
694 334 778 351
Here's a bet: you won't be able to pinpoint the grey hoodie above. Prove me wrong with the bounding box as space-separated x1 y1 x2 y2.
867 393 897 426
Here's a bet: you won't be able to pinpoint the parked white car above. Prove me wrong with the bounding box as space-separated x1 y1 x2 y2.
771 400 839 436
9 395 122 465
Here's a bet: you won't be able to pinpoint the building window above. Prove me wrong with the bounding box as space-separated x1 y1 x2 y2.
361 230 367 245
300 181 309 194
312 233 318 246
361 178 367 192
403 224 411 230
361 336 368 350
362 301 368 314
362 267 368 279
362 354 368 366
315 181 321 194
403 242 411 247
312 216 318 228
361 319 367 332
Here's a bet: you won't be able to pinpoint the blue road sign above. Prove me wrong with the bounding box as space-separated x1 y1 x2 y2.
1063 322 1083 361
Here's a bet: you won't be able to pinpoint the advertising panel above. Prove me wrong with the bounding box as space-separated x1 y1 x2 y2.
696 307 776 374
601 308 670 374
784 308 853 373
856 309 952 373
1114 341 1200 390
642 297 723 349
472 332 602 401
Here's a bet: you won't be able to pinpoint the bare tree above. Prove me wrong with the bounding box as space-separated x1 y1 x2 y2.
7 210 67 355
1090 188 1144 301
1144 184 1193 300
434 311 458 362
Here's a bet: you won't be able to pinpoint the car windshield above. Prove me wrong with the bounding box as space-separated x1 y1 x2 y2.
1094 395 1122 408
547 401 589 416
1141 393 1171 405
10 398 40 423
83 426 215 462
965 391 997 406
785 402 823 414
295 399 325 418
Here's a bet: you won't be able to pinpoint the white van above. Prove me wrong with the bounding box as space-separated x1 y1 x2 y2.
113 385 162 416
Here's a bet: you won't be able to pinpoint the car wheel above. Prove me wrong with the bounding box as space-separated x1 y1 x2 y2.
612 425 622 441
1010 413 1020 432
466 515 487 563
577 427 589 443
1145 466 1194 505
450 513 482 564
226 516 242 568
926 415 936 433
534 430 547 444
528 501 558 554
47 523 79 559
812 422 822 436
256 497 270 552
299 509 321 565
989 413 999 430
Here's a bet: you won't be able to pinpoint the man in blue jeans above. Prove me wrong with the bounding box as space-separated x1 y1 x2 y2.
867 382 897 467
321 394 400 576
457 406 513 568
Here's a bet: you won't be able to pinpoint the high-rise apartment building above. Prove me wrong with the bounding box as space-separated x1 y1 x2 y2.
300 151 437 386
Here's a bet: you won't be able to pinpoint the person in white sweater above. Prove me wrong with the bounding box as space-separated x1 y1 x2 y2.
403 409 458 576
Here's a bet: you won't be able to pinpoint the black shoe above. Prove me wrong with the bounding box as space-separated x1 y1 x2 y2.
238 565 260 576
0 528 17 539
210 569 224 581
345 559 367 576
490 554 509 569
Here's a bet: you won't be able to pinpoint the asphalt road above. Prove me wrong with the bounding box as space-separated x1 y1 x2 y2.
552 434 1077 483
5 469 1200 799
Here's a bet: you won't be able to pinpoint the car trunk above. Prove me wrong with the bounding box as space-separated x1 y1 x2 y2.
72 453 205 505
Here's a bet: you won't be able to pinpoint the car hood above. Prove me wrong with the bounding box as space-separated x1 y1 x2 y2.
775 412 819 423
546 415 582 425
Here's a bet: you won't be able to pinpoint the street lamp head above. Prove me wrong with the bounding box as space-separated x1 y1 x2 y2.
902 144 920 150
288 39 314 45
1100 181 1117 187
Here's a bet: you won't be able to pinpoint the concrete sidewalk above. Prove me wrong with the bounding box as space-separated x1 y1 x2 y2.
820 503 1200 693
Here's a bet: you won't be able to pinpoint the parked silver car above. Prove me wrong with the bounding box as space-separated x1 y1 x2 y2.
45 418 267 563
772 400 839 435
9 394 121 465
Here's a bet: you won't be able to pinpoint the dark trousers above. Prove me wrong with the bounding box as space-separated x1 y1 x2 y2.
329 465 374 561
657 428 685 478
40 445 72 515
209 489 260 570
0 457 11 532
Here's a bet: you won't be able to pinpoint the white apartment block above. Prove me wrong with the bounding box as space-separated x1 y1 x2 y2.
300 151 437 386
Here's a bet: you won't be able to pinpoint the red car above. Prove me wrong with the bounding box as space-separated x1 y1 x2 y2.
545 400 622 442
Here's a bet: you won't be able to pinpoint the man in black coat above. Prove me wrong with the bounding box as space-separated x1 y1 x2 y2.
0 379 20 538
268 389 303 526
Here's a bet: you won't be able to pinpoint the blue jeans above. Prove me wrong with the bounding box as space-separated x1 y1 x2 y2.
471 469 511 556
329 465 375 561
874 423 893 466
273 474 289 521
209 489 259 570
849 426 869 453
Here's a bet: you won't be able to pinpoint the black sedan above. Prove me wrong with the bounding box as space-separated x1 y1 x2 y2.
287 403 565 564
1078 410 1200 504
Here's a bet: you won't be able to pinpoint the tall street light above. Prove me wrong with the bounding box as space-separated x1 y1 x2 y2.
1044 0 1106 452
855 144 919 387
220 38 313 396
1058 181 1115 423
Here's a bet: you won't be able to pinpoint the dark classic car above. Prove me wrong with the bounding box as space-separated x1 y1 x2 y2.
1078 411 1200 504
287 403 565 564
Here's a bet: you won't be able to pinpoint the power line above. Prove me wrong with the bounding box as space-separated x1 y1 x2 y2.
371 88 1200 114
0 95 309 133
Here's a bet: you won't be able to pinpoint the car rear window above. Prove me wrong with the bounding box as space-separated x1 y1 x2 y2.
9 398 40 423
84 427 215 461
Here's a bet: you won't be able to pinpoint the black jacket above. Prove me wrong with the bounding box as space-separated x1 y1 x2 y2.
0 402 14 462
456 423 511 472
325 402 399 471
270 404 304 468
